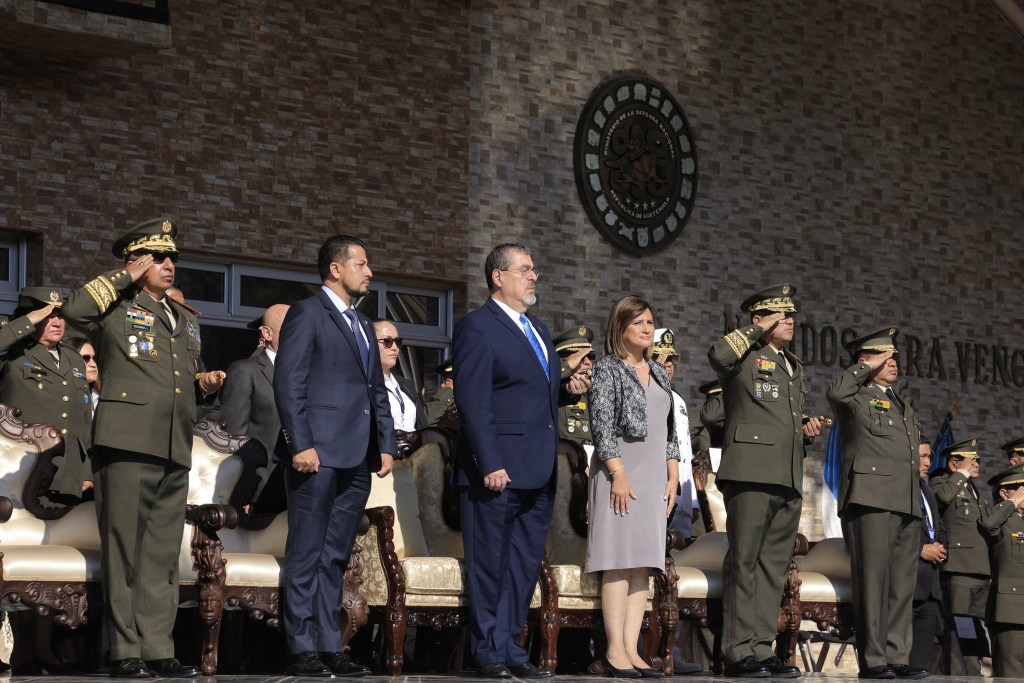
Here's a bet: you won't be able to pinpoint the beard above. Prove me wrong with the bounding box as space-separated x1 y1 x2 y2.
522 293 537 307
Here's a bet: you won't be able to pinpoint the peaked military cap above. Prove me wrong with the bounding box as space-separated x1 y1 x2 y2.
846 327 899 355
1000 437 1024 457
699 379 722 396
652 328 679 358
436 358 453 376
111 217 179 259
246 315 264 331
554 324 595 354
987 462 1024 488
943 437 980 460
17 286 64 311
741 283 797 314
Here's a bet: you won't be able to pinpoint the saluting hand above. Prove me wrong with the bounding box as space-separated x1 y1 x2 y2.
1008 486 1024 512
125 254 155 282
25 304 56 325
755 311 787 335
866 349 896 369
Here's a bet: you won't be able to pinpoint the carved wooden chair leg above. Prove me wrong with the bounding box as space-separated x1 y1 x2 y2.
538 618 559 671
381 603 407 675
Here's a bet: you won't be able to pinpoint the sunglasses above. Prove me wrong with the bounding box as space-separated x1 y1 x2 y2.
81 354 96 363
377 337 403 349
130 250 180 263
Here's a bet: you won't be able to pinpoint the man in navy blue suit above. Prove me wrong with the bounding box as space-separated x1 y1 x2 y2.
275 235 396 677
454 243 591 679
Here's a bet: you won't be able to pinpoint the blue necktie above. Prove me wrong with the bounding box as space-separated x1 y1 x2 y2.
519 314 549 378
343 308 370 372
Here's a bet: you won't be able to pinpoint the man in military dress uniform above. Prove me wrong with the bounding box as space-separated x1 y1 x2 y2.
826 328 928 679
709 284 821 678
553 325 595 446
0 287 93 500
978 463 1024 677
930 438 991 676
1001 437 1024 466
63 218 225 678
424 358 455 426
691 380 723 455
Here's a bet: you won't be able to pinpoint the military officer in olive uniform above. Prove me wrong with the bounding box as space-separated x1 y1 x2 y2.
978 463 1024 677
690 380 723 454
553 325 595 446
930 438 991 676
424 358 456 426
0 287 93 499
1001 437 1024 466
63 218 225 679
709 284 821 678
826 328 927 679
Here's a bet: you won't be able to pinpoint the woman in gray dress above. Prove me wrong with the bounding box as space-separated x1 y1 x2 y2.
586 295 680 678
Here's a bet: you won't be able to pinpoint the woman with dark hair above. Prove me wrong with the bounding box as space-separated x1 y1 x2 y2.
586 295 680 678
66 336 100 418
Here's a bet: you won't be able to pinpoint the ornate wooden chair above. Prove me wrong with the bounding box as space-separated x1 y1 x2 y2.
792 537 854 672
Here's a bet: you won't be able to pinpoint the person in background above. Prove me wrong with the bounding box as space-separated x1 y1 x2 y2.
67 336 101 418
424 358 455 426
1001 437 1024 466
911 437 947 671
373 319 427 434
587 295 679 679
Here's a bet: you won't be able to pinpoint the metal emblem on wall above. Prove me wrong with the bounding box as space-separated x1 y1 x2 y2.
574 75 698 255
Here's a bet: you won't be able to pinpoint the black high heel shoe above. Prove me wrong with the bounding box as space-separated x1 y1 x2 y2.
603 659 642 678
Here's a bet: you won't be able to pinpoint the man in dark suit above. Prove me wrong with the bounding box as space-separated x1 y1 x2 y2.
709 284 821 678
827 328 928 679
274 235 396 678
453 243 590 679
911 439 947 671
63 218 224 678
931 438 990 676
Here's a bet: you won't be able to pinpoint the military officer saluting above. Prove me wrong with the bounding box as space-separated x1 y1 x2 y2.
930 437 991 676
63 218 225 678
978 463 1024 677
425 358 456 426
826 328 927 679
709 283 821 678
553 325 595 446
0 286 93 500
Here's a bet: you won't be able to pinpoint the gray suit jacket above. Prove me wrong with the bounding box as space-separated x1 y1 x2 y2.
221 349 281 458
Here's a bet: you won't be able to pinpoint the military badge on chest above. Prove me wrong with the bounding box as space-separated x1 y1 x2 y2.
126 307 158 359
754 356 780 401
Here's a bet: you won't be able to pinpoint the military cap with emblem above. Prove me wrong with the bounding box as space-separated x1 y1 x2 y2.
553 324 595 356
698 379 722 396
943 437 980 460
1001 437 1024 458
111 217 179 259
652 328 679 360
987 462 1024 489
12 286 65 317
846 327 899 356
740 283 797 314
436 358 453 376
246 315 265 331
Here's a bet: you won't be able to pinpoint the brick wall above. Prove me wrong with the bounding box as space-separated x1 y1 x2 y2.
2 0 1023 537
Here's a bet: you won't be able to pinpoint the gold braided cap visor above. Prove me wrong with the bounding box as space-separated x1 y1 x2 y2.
750 297 796 314
123 234 178 258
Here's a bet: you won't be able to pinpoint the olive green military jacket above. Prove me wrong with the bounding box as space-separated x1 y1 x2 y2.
63 268 206 469
0 316 93 496
826 364 921 516
558 360 591 444
978 499 1024 624
931 470 991 576
424 385 455 426
708 324 806 491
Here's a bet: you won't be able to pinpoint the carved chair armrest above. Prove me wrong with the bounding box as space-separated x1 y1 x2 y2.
0 495 12 523
667 529 692 552
186 503 239 535
793 532 810 556
362 506 406 605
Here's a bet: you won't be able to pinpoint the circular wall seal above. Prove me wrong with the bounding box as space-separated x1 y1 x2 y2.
573 75 698 255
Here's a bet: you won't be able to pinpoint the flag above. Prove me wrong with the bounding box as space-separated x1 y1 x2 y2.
929 412 955 475
819 420 843 538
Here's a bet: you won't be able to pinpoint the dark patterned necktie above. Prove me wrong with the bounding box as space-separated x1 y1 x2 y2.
343 308 369 372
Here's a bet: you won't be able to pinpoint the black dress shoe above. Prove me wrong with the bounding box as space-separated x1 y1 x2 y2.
859 665 896 679
479 663 513 678
508 662 555 678
672 658 703 675
634 667 665 678
319 651 370 677
286 651 332 677
889 665 929 679
145 659 200 678
603 659 642 678
760 655 802 678
111 658 154 679
723 656 771 678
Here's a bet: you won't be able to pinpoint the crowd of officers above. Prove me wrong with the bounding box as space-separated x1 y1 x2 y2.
2 230 1024 680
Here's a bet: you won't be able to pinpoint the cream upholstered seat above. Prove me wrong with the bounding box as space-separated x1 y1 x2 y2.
794 538 853 634
536 439 659 673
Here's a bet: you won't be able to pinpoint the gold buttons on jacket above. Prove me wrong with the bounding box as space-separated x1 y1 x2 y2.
61 412 67 419
121 392 127 398
62 396 69 402
175 387 181 394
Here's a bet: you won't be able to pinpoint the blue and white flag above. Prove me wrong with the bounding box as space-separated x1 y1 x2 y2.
929 413 955 475
819 421 843 538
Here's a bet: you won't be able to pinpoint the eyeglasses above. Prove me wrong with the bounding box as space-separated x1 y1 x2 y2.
377 337 403 349
130 250 180 264
500 266 539 277
81 354 96 363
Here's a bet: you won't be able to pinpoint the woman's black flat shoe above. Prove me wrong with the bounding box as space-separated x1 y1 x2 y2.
635 668 665 679
603 659 642 678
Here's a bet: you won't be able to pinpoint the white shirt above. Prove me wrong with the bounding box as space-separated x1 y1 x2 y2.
670 390 699 508
321 285 370 348
384 373 418 432
265 348 277 365
490 296 548 363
